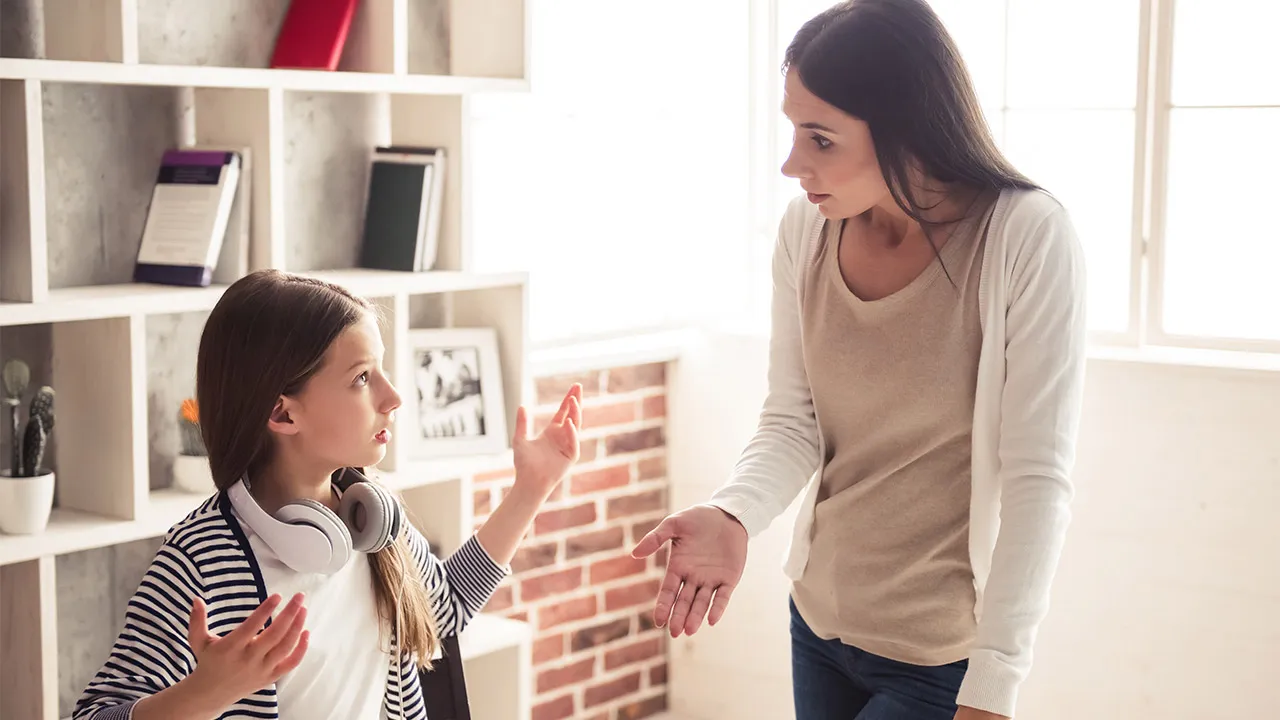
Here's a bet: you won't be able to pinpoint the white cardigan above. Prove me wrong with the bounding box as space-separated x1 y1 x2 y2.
708 188 1088 717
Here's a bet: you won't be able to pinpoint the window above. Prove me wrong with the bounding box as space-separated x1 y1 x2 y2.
1158 0 1280 347
467 0 752 345
765 0 1143 337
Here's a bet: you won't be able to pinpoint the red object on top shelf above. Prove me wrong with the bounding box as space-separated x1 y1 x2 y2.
269 0 362 71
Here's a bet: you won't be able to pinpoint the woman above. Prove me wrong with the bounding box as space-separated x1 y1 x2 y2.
631 1 1087 719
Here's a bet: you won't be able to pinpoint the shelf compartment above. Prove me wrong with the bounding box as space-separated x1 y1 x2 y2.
0 79 49 304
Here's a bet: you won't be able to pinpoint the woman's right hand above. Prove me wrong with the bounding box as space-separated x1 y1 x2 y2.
186 593 310 706
631 504 748 638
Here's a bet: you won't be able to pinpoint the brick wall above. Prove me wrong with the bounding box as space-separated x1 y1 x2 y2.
471 362 671 720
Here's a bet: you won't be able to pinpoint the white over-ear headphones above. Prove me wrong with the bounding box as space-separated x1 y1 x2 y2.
228 467 403 575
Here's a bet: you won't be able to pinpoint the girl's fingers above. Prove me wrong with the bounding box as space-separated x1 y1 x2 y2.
261 605 308 667
254 594 304 649
272 630 311 678
187 597 210 652
227 593 284 645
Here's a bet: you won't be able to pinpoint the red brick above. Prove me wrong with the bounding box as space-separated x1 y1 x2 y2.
642 394 666 419
604 578 661 612
538 595 598 630
607 490 666 520
570 464 631 495
476 467 515 484
507 610 530 623
617 694 668 719
650 663 667 685
571 617 631 651
486 585 514 612
590 554 647 584
584 671 642 707
536 372 602 405
606 363 666 393
521 567 583 602
637 456 666 480
605 427 665 455
637 611 657 633
604 637 663 670
583 714 609 720
534 502 596 535
582 400 637 430
630 517 662 544
532 694 576 720
512 541 560 573
537 657 595 693
473 488 492 516
565 526 625 560
533 634 566 665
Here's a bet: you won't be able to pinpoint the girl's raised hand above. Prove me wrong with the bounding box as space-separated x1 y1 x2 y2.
186 593 311 706
511 383 582 499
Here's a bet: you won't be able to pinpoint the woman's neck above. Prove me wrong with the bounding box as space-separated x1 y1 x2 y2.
249 456 338 515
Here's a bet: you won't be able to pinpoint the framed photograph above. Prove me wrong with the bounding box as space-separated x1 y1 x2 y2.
407 327 508 458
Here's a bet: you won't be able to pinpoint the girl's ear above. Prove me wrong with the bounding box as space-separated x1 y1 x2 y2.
267 396 301 436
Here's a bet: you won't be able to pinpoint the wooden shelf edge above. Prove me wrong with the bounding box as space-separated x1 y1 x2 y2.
376 451 514 493
0 57 527 95
0 489 207 567
0 270 529 327
457 613 533 662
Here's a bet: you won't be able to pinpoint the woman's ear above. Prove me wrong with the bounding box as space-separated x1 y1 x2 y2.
267 396 301 436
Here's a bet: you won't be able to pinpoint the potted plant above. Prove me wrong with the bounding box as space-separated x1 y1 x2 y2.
173 397 214 495
1 358 57 535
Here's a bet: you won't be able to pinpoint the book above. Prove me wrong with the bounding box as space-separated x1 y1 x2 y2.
134 149 242 287
269 0 361 71
357 146 446 272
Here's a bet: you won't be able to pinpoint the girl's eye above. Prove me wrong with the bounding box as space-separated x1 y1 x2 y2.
356 371 370 386
811 134 832 150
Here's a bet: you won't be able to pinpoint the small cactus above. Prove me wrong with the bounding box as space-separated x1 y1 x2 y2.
1 370 54 477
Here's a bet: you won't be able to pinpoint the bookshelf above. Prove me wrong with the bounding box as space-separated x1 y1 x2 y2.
0 1 533 719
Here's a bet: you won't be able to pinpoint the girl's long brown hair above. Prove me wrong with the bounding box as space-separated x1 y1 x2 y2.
196 268 439 663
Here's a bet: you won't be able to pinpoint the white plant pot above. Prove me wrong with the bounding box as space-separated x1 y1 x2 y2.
172 453 215 495
0 469 56 535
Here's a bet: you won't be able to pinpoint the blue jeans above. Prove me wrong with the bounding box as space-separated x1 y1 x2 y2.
790 597 967 720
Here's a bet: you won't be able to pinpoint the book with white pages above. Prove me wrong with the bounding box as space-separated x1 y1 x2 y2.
133 149 242 287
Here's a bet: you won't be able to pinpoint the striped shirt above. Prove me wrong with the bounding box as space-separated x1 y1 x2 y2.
72 490 509 720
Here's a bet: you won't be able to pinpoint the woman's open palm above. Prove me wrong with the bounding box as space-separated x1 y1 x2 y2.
631 504 749 637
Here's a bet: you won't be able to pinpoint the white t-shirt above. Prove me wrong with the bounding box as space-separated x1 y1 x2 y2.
231 505 393 719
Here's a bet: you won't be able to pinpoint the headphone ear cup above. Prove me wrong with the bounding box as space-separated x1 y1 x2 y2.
276 499 353 575
339 483 398 553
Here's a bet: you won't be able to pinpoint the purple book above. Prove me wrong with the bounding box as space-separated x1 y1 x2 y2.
133 149 242 287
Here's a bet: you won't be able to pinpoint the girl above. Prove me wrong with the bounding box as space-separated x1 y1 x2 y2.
73 269 583 720
633 1 1087 719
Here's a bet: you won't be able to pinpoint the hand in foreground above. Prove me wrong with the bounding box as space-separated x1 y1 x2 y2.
511 383 582 499
187 593 310 705
955 706 1010 720
631 504 748 638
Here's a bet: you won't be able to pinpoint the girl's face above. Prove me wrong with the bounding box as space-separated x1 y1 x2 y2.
270 315 402 471
780 68 890 220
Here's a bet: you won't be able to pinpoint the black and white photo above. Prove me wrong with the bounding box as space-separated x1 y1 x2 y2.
407 328 508 458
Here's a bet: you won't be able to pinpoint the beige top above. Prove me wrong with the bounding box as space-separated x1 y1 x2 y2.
790 198 994 666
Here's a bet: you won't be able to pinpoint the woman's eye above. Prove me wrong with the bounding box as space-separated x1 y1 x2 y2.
811 134 832 150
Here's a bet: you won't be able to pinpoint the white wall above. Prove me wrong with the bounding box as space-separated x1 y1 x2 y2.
666 329 1280 720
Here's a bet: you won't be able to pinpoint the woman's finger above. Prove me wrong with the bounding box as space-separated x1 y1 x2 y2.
707 582 736 626
651 564 683 627
683 585 715 635
667 581 696 638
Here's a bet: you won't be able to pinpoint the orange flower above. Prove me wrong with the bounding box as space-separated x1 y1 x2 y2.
181 398 199 424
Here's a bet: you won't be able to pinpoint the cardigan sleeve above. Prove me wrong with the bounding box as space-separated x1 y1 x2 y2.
956 204 1088 716
706 195 822 537
406 527 510 635
72 540 204 720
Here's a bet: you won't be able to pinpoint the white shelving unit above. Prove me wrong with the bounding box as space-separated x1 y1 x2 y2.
0 2 533 719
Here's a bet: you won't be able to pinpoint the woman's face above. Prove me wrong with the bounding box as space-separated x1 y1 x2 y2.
780 68 890 220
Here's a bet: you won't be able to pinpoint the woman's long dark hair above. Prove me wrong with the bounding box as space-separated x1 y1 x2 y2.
784 0 1039 241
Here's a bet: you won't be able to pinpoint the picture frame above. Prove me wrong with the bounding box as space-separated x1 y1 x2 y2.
406 327 508 458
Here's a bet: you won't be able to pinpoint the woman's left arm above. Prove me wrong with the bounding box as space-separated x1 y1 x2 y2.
407 385 584 635
956 205 1089 719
